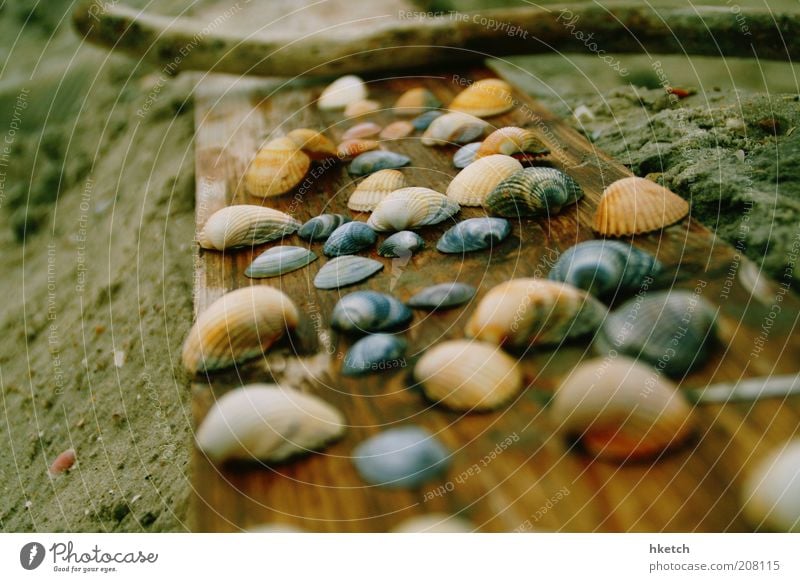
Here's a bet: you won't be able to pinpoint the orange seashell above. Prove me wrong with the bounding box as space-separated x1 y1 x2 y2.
379 121 414 140
287 129 338 161
348 169 407 212
393 87 441 116
344 99 381 118
476 127 549 160
446 154 522 206
449 78 515 118
593 176 689 236
48 448 76 476
244 137 311 198
337 139 380 159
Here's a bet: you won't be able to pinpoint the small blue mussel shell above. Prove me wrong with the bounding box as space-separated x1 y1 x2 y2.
323 221 377 257
548 240 661 299
410 110 443 131
352 426 451 488
349 151 412 176
331 291 412 333
244 246 318 278
377 231 425 258
298 214 351 242
407 282 476 310
342 333 408 376
313 256 384 289
453 142 481 168
436 217 511 253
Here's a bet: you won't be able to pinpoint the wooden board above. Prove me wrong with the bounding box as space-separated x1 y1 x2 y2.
189 69 800 532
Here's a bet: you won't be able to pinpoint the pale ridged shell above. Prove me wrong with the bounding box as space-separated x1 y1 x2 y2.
421 112 488 146
446 154 523 206
336 139 379 159
742 440 800 532
548 240 661 300
352 426 450 488
342 333 407 376
344 99 380 118
436 217 510 253
348 151 411 176
378 231 425 258
484 167 584 217
198 205 301 250
380 121 414 140
393 88 441 116
597 290 717 377
342 122 382 141
476 127 549 160
331 291 412 334
245 246 318 278
367 187 459 232
298 214 351 242
314 256 384 289
318 75 367 110
181 286 299 374
286 129 337 161
323 221 377 256
196 384 345 463
411 110 443 131
392 514 473 533
593 176 690 236
414 339 522 411
244 137 311 198
348 169 407 212
452 142 482 169
407 282 476 310
449 78 515 118
551 357 694 461
465 279 607 349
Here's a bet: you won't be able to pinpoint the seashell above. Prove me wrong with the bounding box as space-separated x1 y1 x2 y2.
352 426 450 488
393 87 441 116
484 167 584 217
344 99 380 118
593 176 690 236
48 448 76 477
348 150 411 176
336 139 379 159
391 514 473 533
378 230 425 258
367 187 459 232
550 357 694 461
436 217 510 253
407 282 476 310
244 137 311 198
446 154 523 206
421 112 489 146
286 128 337 161
597 290 717 377
741 440 800 532
410 110 443 131
453 142 482 168
465 279 607 349
348 169 407 212
547 240 661 300
380 121 414 140
198 205 301 250
196 384 345 463
331 291 412 334
449 78 515 118
414 340 522 411
476 127 549 160
322 221 377 256
297 214 351 242
246 523 305 533
342 122 382 141
317 74 367 110
314 256 384 289
245 246 318 278
342 333 407 376
181 286 299 374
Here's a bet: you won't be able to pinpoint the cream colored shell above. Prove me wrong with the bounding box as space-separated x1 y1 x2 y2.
197 205 300 250
318 75 367 110
393 87 440 116
244 137 311 198
593 176 689 236
476 126 547 159
446 154 523 206
421 112 488 146
344 99 380 118
367 187 460 232
741 440 800 532
287 128 338 161
348 169 407 212
449 78 515 118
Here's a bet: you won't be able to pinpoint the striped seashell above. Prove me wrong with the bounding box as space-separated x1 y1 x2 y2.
336 139 380 159
314 255 384 289
465 278 607 349
196 384 345 463
436 217 511 253
410 110 443 131
245 246 318 278
475 127 549 160
367 187 460 232
342 333 407 376
484 167 584 217
342 122 382 141
348 150 411 176
198 205 301 250
446 154 523 206
452 142 482 169
392 514 474 533
593 176 690 236
318 75 367 110
393 87 441 116
407 282 476 310
348 169 407 212
181 286 299 374
344 99 381 118
414 339 522 411
244 137 311 198
298 214 351 242
380 120 415 140
742 440 800 532
331 291 412 334
323 221 377 256
421 112 488 146
551 357 694 461
449 78 515 118
377 230 424 258
286 128 338 161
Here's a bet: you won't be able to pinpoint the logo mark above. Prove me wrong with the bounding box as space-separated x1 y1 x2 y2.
20 542 45 570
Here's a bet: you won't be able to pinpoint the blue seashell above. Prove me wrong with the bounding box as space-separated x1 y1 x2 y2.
484 167 583 217
313 256 383 289
331 291 412 334
348 151 412 176
323 221 377 257
410 110 443 131
352 426 450 488
377 231 425 258
453 142 481 168
244 246 318 278
407 282 476 310
298 214 351 242
436 217 510 253
342 333 407 376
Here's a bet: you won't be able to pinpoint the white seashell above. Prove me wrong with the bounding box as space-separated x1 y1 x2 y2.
367 187 460 232
452 142 482 169
313 256 384 289
348 169 407 212
198 205 301 250
377 230 425 258
421 112 489 146
318 75 367 110
391 514 474 533
245 246 317 278
742 440 800 532
446 154 523 206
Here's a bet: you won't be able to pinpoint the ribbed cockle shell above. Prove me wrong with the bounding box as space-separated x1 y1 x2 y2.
593 176 689 236
446 154 523 206
367 187 459 232
484 167 584 218
198 205 301 250
348 169 407 212
421 112 488 146
244 137 311 198
449 78 515 118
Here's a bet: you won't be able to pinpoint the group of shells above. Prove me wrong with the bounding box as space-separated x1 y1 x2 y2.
183 74 794 532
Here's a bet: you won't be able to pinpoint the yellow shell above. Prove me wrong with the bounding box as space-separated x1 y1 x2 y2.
449 78 515 118
476 127 549 159
414 339 522 411
244 137 311 198
742 440 800 532
550 357 694 461
367 187 460 232
393 87 441 116
345 99 381 118
318 75 367 110
181 286 299 374
380 121 415 140
446 154 523 206
421 112 488 146
336 139 379 159
348 169 407 212
287 129 338 161
593 176 689 236
197 205 301 250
